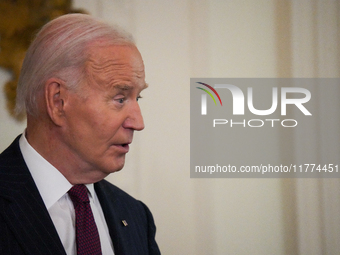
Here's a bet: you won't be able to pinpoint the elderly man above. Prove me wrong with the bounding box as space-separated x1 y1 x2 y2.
0 14 160 255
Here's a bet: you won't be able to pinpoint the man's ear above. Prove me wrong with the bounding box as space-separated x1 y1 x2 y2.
45 78 68 126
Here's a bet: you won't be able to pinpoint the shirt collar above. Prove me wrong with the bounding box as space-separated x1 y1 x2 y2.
85 184 95 200
19 133 73 209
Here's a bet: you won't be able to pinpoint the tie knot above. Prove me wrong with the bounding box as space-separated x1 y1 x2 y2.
68 184 90 206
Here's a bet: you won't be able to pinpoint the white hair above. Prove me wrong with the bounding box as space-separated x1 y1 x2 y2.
16 13 135 116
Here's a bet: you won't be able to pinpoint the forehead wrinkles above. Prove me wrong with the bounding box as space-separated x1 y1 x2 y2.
85 53 144 89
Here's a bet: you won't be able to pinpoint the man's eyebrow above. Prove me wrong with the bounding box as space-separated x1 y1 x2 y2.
113 83 149 90
113 84 132 91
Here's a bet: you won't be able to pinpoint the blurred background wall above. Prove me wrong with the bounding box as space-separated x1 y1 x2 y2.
0 0 339 254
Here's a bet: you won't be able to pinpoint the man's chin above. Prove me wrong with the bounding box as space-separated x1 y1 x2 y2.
109 160 126 173
112 166 124 173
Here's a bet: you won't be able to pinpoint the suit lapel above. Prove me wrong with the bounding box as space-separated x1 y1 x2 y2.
95 181 130 255
0 136 66 255
94 180 150 255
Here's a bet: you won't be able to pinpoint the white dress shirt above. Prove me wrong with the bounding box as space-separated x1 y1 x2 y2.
19 133 114 255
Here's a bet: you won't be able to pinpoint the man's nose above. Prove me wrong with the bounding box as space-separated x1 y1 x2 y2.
123 101 145 131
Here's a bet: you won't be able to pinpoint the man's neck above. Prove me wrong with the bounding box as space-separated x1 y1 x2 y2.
26 116 108 185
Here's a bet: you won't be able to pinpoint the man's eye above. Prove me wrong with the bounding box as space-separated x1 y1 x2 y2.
137 95 142 101
114 97 125 104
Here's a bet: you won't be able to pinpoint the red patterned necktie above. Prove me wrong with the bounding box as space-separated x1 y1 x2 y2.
68 184 102 255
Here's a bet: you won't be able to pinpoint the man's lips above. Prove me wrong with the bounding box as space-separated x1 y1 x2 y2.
112 142 131 153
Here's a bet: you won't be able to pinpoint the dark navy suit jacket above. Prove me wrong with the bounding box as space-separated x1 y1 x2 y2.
0 136 161 255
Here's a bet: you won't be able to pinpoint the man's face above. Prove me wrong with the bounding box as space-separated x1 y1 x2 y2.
62 44 146 181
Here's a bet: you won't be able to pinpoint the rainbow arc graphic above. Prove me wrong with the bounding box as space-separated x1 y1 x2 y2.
196 82 223 106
